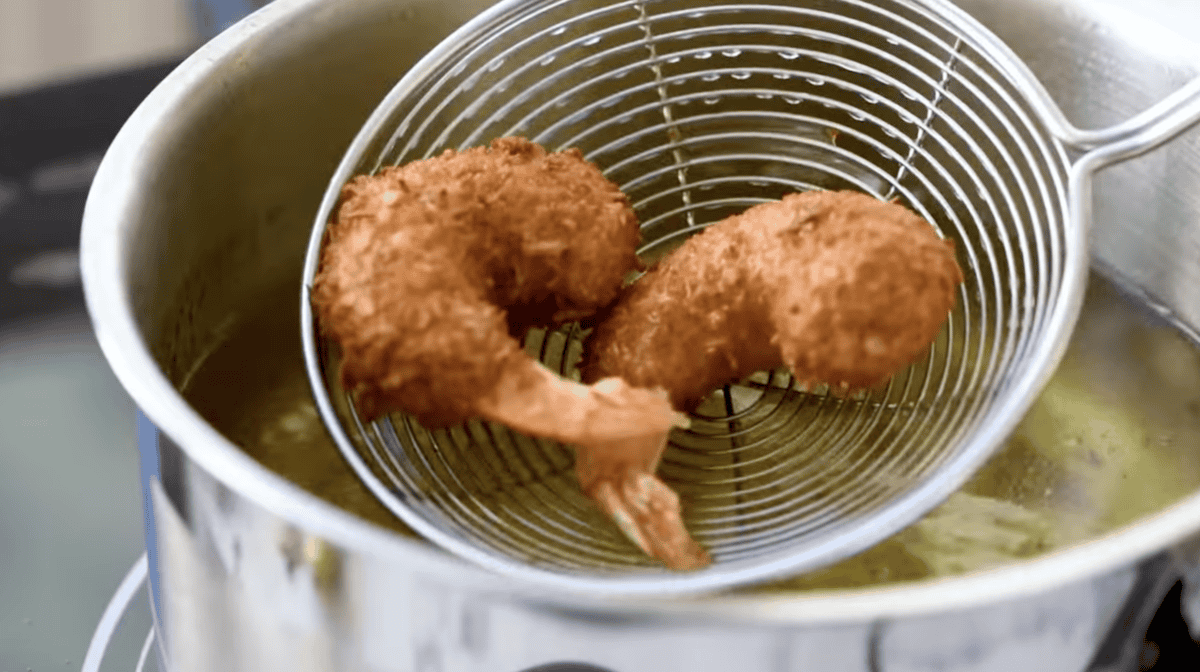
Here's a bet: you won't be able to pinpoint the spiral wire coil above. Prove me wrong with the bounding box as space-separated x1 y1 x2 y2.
303 0 1080 594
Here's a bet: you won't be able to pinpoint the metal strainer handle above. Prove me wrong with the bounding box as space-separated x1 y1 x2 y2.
1060 76 1200 159
995 72 1200 510
940 0 1200 160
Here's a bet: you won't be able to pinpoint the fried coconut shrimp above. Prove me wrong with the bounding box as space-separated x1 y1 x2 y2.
581 190 965 569
312 137 692 563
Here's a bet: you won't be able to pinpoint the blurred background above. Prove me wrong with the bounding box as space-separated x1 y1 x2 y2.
0 1 1197 672
0 0 280 95
0 0 189 95
0 3 266 671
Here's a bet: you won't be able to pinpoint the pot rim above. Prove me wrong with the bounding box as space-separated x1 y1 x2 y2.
80 0 1200 624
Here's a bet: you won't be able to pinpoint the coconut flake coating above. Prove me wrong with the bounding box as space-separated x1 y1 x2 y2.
582 190 964 409
313 137 642 426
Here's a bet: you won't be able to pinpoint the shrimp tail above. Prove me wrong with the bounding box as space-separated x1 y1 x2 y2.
476 359 710 570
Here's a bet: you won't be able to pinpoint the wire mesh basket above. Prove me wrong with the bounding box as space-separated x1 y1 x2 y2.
301 0 1200 594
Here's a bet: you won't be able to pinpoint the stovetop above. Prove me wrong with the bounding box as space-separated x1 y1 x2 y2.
0 50 1197 672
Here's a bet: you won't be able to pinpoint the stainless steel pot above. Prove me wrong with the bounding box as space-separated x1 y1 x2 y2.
80 0 1200 670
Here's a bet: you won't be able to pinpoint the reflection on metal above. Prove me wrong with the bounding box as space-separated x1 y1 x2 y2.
0 179 17 217
190 0 269 38
29 153 103 194
9 249 81 287
83 554 161 672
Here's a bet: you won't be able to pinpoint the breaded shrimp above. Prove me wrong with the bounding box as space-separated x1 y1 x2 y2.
312 137 690 561
581 190 964 568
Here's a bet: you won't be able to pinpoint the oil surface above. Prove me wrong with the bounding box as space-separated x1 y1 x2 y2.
183 274 1200 590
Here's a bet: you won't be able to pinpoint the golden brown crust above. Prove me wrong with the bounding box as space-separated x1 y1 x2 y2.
582 190 964 409
315 158 962 572
312 137 641 426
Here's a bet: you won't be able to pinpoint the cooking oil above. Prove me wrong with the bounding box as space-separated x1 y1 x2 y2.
183 273 1200 592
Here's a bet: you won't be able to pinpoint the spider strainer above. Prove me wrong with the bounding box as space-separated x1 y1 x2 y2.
300 0 1200 595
